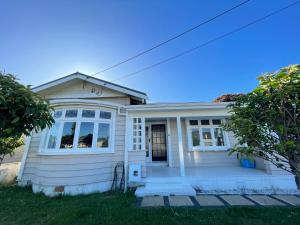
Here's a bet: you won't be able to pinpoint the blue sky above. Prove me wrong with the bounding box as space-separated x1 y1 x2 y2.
0 0 299 102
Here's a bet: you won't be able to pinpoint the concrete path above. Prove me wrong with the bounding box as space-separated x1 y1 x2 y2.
139 194 300 207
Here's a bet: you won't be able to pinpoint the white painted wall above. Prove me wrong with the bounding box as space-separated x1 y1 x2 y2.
18 81 132 196
19 113 126 188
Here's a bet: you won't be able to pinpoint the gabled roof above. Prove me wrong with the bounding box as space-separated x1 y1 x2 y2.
32 72 148 100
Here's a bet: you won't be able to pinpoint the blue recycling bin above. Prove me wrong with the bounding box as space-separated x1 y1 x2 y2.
240 158 256 168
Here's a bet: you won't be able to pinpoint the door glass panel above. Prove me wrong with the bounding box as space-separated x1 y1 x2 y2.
78 122 94 148
151 125 167 161
214 128 225 146
60 122 76 148
202 128 213 146
97 123 110 148
47 122 60 149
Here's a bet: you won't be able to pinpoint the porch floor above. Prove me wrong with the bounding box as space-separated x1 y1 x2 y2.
143 166 298 194
146 166 276 178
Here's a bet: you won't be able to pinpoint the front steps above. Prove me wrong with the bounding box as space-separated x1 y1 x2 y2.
135 182 196 197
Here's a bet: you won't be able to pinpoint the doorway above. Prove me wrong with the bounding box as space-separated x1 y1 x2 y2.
146 123 167 162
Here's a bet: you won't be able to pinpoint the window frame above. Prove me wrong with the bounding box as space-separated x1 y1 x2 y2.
40 107 115 155
186 118 230 151
129 116 145 152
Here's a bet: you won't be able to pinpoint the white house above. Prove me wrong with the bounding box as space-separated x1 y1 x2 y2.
17 72 298 196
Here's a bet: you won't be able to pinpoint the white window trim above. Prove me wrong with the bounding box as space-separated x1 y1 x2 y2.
186 118 230 151
128 116 145 152
39 107 116 155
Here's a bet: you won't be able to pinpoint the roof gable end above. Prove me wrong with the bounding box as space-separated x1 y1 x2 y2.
32 72 148 100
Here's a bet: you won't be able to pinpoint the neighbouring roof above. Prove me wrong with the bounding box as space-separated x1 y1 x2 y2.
32 72 148 100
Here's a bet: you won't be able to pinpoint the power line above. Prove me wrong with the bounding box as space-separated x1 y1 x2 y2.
91 0 251 77
111 1 300 82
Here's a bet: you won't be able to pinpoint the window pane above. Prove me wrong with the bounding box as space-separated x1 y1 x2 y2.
214 128 225 146
202 128 213 146
82 110 95 118
201 120 210 125
78 122 94 148
189 120 198 126
54 111 62 118
191 129 200 147
97 123 110 148
60 122 76 148
100 111 111 119
65 110 78 118
212 119 221 125
47 122 60 149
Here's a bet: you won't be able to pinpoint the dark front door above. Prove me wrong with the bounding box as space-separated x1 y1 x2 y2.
151 124 167 161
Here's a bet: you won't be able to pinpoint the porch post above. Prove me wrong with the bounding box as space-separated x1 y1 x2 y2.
167 118 172 167
176 116 185 176
124 112 130 192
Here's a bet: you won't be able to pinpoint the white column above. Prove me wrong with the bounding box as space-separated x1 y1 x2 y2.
176 116 185 176
124 112 130 192
167 118 173 167
141 116 146 151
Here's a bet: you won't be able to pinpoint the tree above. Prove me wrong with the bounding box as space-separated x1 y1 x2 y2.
0 73 54 165
213 93 245 102
224 64 300 187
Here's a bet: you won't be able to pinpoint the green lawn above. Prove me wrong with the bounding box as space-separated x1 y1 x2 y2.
1 186 300 225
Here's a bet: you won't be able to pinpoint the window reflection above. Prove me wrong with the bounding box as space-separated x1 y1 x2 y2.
97 123 110 147
60 122 76 148
78 122 94 148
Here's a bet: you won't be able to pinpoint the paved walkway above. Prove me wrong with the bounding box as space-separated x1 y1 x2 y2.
138 195 300 207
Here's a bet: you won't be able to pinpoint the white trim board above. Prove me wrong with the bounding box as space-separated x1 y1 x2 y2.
17 134 32 181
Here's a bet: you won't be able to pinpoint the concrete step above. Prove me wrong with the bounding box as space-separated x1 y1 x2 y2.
135 182 196 197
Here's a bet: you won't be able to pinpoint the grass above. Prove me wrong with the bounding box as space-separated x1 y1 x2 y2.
0 186 300 225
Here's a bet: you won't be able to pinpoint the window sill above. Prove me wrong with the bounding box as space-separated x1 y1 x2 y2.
38 150 114 155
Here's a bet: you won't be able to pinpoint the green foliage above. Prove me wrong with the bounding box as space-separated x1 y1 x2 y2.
0 73 54 163
0 137 24 164
224 65 300 179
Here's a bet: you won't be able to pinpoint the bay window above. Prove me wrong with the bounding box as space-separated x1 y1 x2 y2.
42 108 115 153
187 118 229 151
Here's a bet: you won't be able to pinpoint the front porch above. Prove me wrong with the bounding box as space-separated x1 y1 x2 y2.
126 103 298 196
135 166 297 197
127 103 237 181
